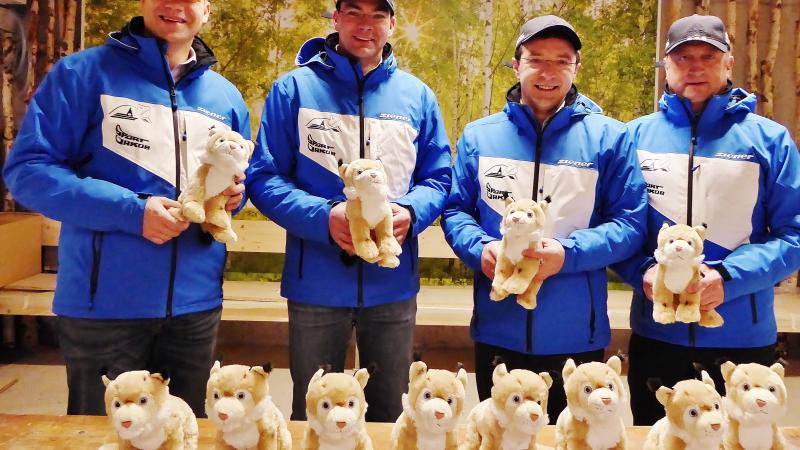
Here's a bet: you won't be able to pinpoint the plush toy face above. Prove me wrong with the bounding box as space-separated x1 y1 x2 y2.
405 361 468 434
721 361 787 425
206 128 254 173
500 198 547 237
339 159 389 199
205 361 270 433
562 356 626 420
306 369 369 437
491 363 552 434
102 370 169 441
657 371 724 442
655 223 705 266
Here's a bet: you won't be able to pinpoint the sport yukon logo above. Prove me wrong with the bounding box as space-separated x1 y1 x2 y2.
306 117 341 132
307 135 335 156
483 164 517 180
109 104 151 123
640 158 669 172
115 125 150 150
485 183 513 200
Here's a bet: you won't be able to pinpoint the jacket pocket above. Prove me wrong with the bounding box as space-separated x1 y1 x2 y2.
89 231 104 309
297 239 305 280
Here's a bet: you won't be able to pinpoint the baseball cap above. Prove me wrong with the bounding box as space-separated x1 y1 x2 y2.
335 0 395 15
515 15 581 52
665 14 730 54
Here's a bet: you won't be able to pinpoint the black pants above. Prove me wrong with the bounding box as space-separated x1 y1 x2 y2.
474 341 605 420
56 307 221 417
628 333 776 425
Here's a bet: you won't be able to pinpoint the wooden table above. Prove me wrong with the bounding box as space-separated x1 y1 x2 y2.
0 414 798 449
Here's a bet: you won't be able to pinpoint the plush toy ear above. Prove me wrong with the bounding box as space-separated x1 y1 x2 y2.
720 361 736 384
694 225 707 240
562 359 577 383
492 363 508 385
354 368 370 389
504 196 514 207
700 370 715 388
456 368 468 391
250 366 269 379
102 375 112 387
655 386 674 406
338 162 349 179
661 222 670 231
151 372 169 386
606 355 622 375
211 360 222 375
310 368 325 387
409 361 427 382
538 199 549 213
770 362 785 379
539 372 554 389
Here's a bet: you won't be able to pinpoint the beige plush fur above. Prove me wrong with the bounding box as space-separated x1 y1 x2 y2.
303 368 373 450
170 127 254 244
460 363 552 450
391 361 469 450
720 361 788 450
205 361 292 450
652 223 723 328
555 356 627 450
100 370 198 450
338 159 402 268
644 371 725 450
490 197 549 310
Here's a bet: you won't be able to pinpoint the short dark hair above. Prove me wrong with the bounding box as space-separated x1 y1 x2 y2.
336 0 393 15
514 30 581 63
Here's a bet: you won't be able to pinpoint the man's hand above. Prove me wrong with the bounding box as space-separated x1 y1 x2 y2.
480 240 501 280
223 174 245 212
391 203 412 246
524 238 565 284
143 196 189 245
688 264 725 311
329 202 354 254
643 265 657 300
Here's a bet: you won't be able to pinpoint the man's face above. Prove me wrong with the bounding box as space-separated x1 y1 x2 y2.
664 42 733 108
333 0 395 66
140 0 210 46
513 37 580 119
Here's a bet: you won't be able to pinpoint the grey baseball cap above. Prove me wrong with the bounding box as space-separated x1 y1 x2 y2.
335 0 395 15
665 14 730 54
515 15 581 51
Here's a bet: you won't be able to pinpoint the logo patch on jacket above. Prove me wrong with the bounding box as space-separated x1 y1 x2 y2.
557 159 593 168
486 183 513 200
307 117 342 132
484 164 517 180
307 135 335 156
196 107 227 123
109 104 151 123
714 152 754 161
115 125 150 150
640 158 670 172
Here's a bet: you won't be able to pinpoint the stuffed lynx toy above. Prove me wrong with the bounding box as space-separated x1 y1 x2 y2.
303 368 373 450
170 127 254 244
338 159 402 268
720 361 788 450
461 363 552 450
652 223 723 328
555 356 627 450
391 361 468 450
205 361 292 450
490 197 549 310
99 370 198 450
644 371 725 450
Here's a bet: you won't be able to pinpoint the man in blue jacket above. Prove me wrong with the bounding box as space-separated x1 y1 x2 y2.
442 15 647 419
245 0 451 422
3 0 251 416
613 15 800 425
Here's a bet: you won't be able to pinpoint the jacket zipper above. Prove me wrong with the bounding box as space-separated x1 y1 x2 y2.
298 240 305 279
89 231 104 309
679 101 700 346
351 64 373 308
526 113 545 353
586 273 596 344
750 294 758 323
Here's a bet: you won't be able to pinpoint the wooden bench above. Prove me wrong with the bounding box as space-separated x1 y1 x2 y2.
1 215 799 332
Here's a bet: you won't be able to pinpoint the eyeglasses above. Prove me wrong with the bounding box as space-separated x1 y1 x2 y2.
518 57 578 70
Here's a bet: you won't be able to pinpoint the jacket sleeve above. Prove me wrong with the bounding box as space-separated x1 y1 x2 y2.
442 134 496 272
393 87 452 237
244 80 333 244
2 58 146 235
558 128 648 274
717 129 800 300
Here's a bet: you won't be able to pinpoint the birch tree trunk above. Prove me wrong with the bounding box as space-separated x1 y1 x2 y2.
521 0 536 19
668 0 682 27
747 0 759 94
695 0 710 15
727 0 737 46
45 0 55 72
24 0 39 104
62 0 77 57
481 0 493 117
761 0 781 119
2 27 15 163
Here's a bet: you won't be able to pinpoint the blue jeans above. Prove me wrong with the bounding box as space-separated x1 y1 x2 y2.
288 298 416 422
56 307 221 417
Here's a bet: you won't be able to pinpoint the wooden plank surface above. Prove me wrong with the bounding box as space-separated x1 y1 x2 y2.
4 414 798 449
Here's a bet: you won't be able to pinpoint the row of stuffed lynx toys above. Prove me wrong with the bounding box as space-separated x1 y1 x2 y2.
98 356 788 450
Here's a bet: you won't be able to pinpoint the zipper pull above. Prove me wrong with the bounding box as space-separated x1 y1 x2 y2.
170 87 177 111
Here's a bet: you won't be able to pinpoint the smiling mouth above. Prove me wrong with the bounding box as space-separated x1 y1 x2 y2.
535 85 558 91
160 15 186 24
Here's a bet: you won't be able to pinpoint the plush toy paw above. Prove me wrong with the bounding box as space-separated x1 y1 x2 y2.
515 292 538 310
653 307 676 324
676 304 701 323
502 276 531 295
356 240 380 262
380 237 402 257
182 201 206 223
378 254 400 269
490 285 509 301
205 209 230 230
212 228 237 244
699 310 724 328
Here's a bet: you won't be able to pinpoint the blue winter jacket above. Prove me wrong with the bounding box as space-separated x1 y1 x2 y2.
245 34 451 307
3 18 251 319
442 85 647 355
613 87 800 348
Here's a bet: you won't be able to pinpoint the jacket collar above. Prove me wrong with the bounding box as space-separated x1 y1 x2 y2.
659 83 756 127
295 33 396 87
106 17 217 83
504 84 601 136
